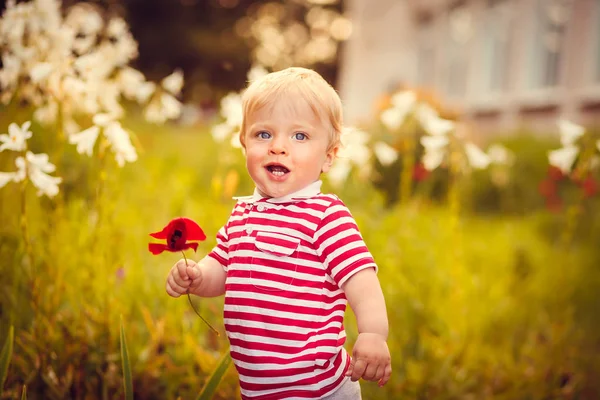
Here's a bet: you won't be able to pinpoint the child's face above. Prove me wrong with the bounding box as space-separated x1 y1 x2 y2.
243 95 335 198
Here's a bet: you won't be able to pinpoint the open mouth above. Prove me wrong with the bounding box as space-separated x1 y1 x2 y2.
265 163 290 177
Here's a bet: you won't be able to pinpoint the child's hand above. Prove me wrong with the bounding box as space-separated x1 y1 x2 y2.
166 258 202 297
346 332 392 387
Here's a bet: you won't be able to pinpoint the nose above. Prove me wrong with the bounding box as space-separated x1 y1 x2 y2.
268 136 287 155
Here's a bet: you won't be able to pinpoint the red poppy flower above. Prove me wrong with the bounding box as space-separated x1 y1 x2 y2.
148 217 206 255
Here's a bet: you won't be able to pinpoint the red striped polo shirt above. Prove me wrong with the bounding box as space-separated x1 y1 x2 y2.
208 181 377 400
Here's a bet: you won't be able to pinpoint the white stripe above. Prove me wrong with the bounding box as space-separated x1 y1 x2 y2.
226 277 325 295
226 289 348 310
223 318 342 336
235 359 315 370
239 355 346 398
227 331 340 349
224 304 346 321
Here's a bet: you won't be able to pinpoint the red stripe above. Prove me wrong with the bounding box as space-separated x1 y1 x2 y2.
225 322 341 342
224 311 344 330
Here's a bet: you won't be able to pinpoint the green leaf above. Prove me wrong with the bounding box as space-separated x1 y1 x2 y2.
0 325 14 390
196 352 232 400
21 384 27 400
120 316 133 400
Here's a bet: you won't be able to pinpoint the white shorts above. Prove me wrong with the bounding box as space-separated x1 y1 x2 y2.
321 377 362 400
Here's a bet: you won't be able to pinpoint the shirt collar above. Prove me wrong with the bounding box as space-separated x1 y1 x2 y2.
233 180 322 204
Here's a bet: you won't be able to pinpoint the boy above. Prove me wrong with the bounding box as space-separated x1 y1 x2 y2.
166 67 391 399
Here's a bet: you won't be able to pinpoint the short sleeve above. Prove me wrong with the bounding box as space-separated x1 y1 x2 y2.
313 198 377 287
207 224 229 271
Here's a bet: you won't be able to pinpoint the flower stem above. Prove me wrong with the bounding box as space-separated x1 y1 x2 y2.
19 177 37 305
181 251 220 336
399 118 416 205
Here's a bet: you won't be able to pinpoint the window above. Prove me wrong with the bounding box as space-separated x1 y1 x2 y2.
480 0 513 93
444 4 473 98
416 19 436 88
595 0 600 82
526 0 573 89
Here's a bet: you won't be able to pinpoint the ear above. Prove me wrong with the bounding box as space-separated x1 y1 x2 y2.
321 146 338 173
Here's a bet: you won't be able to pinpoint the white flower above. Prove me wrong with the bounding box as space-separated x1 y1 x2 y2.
422 150 445 171
69 126 100 156
220 92 243 128
327 158 352 187
230 133 242 149
0 172 18 188
380 91 417 131
117 67 146 100
380 108 405 131
464 142 491 170
420 135 449 151
423 117 455 137
558 119 585 147
0 121 32 152
338 127 371 167
136 81 157 104
211 122 234 142
420 135 449 171
548 145 579 174
161 69 184 95
33 101 58 125
391 91 417 110
247 65 268 82
160 93 182 120
487 144 514 165
93 113 117 127
15 152 62 197
30 62 53 83
104 122 137 167
373 141 398 166
415 103 439 126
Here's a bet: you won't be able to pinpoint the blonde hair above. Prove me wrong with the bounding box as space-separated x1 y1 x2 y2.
238 67 343 153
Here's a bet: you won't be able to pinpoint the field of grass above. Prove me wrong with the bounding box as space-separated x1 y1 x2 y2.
1 116 599 399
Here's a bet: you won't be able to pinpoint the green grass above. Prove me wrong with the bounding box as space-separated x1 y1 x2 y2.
0 116 599 399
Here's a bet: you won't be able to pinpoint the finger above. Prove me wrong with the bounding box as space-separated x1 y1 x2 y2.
176 259 191 281
372 364 384 382
187 264 201 280
362 363 379 381
166 275 187 296
345 358 354 377
378 363 392 387
169 267 191 288
350 358 367 382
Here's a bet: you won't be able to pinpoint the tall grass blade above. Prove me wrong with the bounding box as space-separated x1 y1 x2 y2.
0 325 14 390
196 352 232 400
120 315 133 400
21 384 27 399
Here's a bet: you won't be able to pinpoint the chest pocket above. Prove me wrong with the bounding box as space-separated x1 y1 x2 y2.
250 231 300 291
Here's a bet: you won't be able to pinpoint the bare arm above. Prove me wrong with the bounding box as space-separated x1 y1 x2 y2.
342 268 392 386
189 256 227 297
343 268 389 338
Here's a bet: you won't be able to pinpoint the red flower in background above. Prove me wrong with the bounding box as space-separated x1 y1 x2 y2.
547 165 565 181
148 217 206 255
539 167 564 212
579 175 598 198
413 162 430 182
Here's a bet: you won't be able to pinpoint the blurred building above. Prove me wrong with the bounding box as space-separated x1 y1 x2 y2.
339 0 600 136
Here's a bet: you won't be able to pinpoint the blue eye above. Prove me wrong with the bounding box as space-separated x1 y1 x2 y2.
293 132 307 141
257 131 271 139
